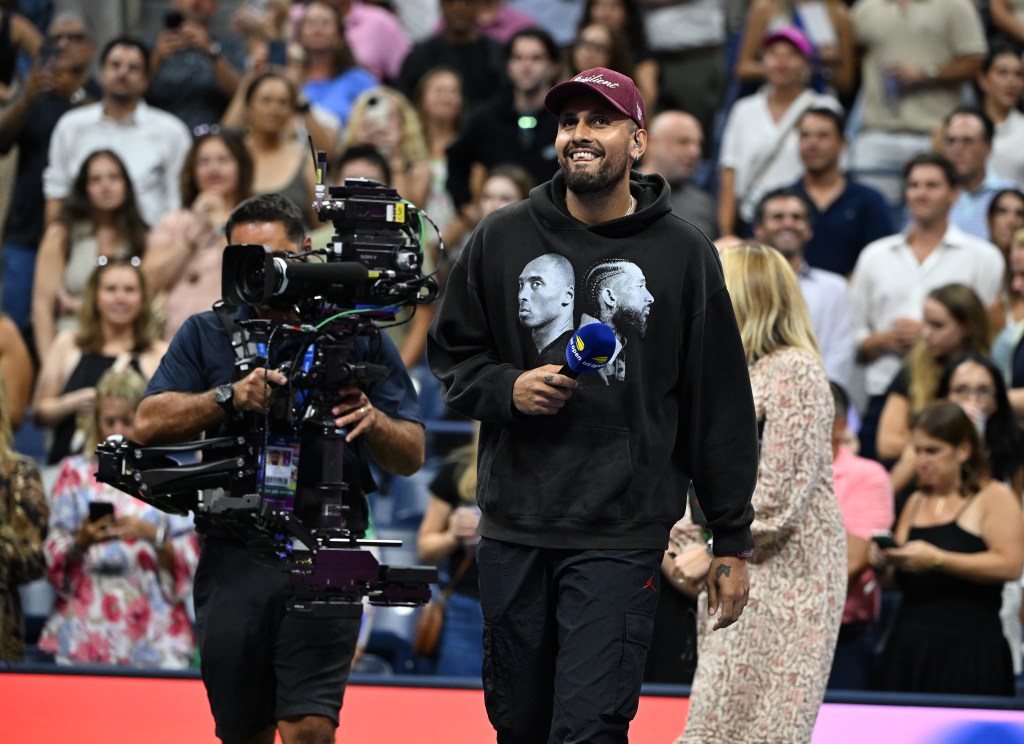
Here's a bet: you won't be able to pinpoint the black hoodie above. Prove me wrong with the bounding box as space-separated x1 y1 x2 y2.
427 171 757 553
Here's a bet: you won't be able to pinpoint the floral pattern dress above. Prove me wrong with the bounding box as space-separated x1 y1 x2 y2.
0 456 48 661
674 348 846 743
38 456 199 668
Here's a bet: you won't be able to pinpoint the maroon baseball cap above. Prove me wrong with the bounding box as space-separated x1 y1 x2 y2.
544 67 647 129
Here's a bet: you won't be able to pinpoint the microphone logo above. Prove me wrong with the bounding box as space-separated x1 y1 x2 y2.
562 323 616 378
569 335 606 364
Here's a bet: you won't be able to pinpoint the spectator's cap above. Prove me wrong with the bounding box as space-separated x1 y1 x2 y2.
544 67 646 129
763 26 813 59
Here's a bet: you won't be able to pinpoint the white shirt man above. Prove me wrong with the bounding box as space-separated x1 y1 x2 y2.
44 38 192 227
851 153 1005 400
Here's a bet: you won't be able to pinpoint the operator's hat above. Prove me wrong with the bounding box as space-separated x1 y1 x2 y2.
544 67 646 129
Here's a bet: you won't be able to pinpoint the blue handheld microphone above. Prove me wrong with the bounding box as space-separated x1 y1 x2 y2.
558 323 616 379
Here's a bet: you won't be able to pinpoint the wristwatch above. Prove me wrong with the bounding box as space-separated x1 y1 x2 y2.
214 383 237 417
208 41 222 59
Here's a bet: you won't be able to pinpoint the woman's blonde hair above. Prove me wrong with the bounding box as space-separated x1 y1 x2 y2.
905 283 991 413
1013 226 1024 251
721 242 820 364
83 367 147 453
76 259 156 354
342 87 429 164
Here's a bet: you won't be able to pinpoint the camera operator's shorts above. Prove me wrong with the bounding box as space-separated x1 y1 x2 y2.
193 538 362 742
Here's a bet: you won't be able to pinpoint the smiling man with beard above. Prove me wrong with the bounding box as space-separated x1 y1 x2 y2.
428 66 758 744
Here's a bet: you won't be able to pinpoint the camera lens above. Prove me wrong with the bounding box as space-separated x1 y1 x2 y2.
239 263 267 304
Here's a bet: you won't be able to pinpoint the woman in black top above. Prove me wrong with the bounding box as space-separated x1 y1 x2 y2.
870 402 1024 695
32 258 166 464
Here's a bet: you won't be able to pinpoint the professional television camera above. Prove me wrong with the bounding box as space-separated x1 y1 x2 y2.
96 170 441 618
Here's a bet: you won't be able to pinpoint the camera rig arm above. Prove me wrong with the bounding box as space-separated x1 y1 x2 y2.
95 434 437 616
96 435 254 516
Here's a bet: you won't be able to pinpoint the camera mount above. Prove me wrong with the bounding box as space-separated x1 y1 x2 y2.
95 172 444 616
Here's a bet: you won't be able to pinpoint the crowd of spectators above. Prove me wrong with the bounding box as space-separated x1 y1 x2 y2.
0 0 1022 702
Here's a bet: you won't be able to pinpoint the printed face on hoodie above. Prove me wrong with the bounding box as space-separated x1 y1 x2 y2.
609 262 653 337
556 94 636 196
517 253 575 352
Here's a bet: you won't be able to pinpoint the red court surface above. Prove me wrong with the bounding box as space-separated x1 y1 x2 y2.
4 672 1024 743
1 673 687 743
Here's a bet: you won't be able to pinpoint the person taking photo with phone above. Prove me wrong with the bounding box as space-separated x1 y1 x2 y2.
0 10 99 336
869 400 1024 695
147 0 247 131
37 368 199 668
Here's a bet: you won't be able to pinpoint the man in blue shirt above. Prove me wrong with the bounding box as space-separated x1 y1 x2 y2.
791 107 894 277
941 106 1020 241
134 194 424 744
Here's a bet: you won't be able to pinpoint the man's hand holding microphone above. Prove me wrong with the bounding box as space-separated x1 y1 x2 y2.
513 323 616 415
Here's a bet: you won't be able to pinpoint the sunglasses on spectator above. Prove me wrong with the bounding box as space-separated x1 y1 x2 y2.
96 255 142 268
193 123 222 137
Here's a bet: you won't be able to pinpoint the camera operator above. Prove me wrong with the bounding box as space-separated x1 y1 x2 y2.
133 193 425 744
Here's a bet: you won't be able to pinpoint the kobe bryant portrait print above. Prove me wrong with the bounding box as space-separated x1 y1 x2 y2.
517 253 575 366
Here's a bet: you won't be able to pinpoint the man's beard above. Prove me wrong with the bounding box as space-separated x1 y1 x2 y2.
560 151 627 195
772 240 802 261
615 304 648 338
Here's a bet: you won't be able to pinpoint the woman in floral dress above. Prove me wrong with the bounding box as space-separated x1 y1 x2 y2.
38 368 199 668
673 242 846 743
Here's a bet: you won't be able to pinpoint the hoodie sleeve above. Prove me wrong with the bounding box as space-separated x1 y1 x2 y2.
427 232 523 424
678 284 757 557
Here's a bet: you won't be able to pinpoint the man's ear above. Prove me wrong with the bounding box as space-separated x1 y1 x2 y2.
632 129 648 161
599 285 617 308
